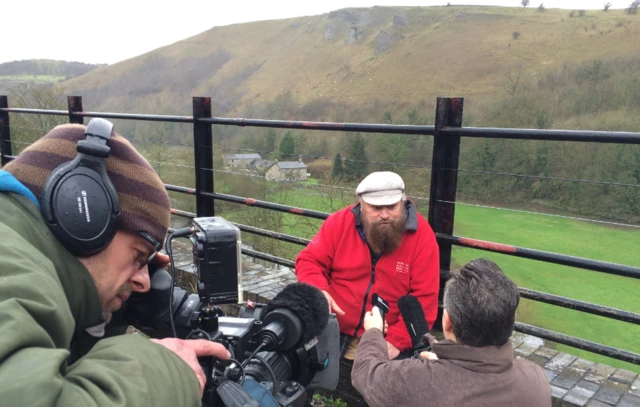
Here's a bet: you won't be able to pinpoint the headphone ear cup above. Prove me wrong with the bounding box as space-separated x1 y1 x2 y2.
41 160 120 257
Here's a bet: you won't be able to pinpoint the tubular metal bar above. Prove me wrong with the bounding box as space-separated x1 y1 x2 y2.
0 97 12 166
67 96 84 125
208 191 330 220
241 248 296 269
169 208 311 247
233 223 310 246
0 108 70 116
200 117 436 135
77 111 194 123
163 184 331 220
193 97 214 217
0 107 195 123
440 126 640 144
170 208 196 218
168 226 298 271
437 233 640 279
514 322 640 365
519 288 640 325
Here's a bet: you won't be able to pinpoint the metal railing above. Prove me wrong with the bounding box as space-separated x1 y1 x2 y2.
2 95 640 365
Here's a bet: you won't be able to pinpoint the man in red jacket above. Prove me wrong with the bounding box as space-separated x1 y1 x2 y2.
295 171 440 360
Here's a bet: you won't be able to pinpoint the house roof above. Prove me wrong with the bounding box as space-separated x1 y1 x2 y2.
225 153 261 160
251 159 276 175
277 161 307 169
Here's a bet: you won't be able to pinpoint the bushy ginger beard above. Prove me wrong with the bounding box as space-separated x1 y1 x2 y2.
361 206 406 255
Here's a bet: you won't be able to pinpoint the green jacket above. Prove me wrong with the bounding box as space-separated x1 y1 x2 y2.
0 191 201 406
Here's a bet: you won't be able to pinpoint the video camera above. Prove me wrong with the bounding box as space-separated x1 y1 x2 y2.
124 217 339 407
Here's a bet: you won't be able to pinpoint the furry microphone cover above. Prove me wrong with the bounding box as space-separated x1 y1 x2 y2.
260 282 329 344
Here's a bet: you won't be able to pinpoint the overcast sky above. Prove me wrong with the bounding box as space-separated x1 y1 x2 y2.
1 0 625 65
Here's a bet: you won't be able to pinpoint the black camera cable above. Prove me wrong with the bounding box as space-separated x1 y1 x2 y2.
240 343 278 395
164 227 193 338
165 227 276 395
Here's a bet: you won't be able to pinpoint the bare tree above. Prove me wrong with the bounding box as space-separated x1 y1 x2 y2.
7 83 67 153
603 2 612 11
521 0 530 7
504 65 529 97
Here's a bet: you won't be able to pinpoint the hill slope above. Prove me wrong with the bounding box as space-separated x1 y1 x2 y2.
0 59 105 93
61 5 639 120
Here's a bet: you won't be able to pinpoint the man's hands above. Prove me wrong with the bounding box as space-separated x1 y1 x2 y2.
364 307 399 359
151 338 231 396
419 351 439 360
321 290 345 315
419 336 438 360
364 306 387 332
386 342 400 360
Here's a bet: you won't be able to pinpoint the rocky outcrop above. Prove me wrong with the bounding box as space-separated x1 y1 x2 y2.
375 30 404 54
346 26 363 45
393 13 409 26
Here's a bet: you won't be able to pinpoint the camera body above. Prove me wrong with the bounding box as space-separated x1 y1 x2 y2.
125 217 339 407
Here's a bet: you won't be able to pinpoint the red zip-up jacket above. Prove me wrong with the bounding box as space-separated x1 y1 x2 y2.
295 201 440 351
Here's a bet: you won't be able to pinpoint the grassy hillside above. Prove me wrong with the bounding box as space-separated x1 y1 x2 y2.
61 6 640 120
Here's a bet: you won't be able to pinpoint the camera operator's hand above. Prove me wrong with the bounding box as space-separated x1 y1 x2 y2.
363 306 388 333
150 338 231 396
321 290 345 315
150 252 171 269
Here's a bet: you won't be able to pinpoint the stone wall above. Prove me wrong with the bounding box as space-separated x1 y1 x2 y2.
169 241 640 407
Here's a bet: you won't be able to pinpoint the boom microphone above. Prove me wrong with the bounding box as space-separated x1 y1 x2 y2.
398 295 430 356
258 282 329 351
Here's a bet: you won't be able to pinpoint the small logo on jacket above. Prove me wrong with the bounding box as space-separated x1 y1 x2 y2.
396 262 410 278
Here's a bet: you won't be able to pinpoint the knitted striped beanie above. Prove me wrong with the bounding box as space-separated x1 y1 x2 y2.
4 123 171 245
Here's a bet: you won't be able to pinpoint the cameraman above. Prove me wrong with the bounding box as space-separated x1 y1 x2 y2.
351 258 551 407
0 123 229 406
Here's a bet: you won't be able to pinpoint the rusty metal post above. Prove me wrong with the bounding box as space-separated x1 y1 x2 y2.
428 97 463 325
192 97 214 217
67 96 84 125
0 96 12 166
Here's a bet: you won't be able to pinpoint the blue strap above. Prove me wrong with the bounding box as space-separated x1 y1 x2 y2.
0 170 40 208
241 378 281 407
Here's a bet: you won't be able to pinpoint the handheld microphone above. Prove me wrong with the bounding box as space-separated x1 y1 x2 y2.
258 282 329 351
398 295 431 358
371 293 390 326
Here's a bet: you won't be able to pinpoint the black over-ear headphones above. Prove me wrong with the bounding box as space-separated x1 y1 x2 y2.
40 118 121 257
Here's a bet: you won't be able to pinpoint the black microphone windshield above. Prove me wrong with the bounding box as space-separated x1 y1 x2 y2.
260 282 329 344
398 295 430 349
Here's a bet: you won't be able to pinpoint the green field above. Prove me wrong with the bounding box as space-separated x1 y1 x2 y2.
209 179 640 372
450 204 640 372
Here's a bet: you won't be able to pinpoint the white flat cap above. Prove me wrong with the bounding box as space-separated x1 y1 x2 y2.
356 171 405 206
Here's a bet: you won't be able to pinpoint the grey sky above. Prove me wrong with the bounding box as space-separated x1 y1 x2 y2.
1 0 625 65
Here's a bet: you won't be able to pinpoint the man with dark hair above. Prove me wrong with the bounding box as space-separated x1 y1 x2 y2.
0 122 229 406
295 171 440 361
351 258 551 407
